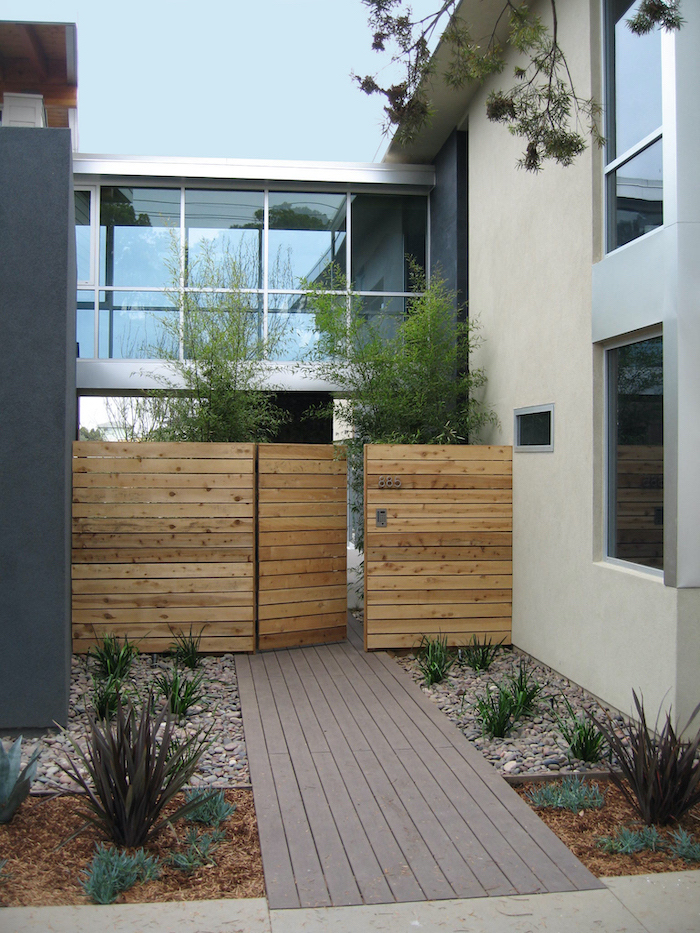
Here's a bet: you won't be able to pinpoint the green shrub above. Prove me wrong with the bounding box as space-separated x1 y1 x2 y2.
475 684 517 738
555 697 607 763
169 627 204 670
598 825 663 855
155 668 207 719
81 844 160 904
59 695 212 847
457 635 503 672
0 736 40 824
416 634 454 686
527 776 605 812
88 634 138 681
88 674 125 720
591 691 700 825
168 827 225 873
668 828 700 862
185 788 236 826
507 659 542 719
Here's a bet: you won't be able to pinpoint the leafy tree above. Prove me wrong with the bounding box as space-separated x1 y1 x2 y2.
305 266 497 549
125 241 288 443
357 0 683 170
79 426 106 441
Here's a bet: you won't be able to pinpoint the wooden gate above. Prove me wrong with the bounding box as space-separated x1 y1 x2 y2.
72 442 346 653
257 444 347 650
364 444 512 650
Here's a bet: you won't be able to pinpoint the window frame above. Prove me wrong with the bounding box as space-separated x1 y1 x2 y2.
604 328 664 577
513 404 554 453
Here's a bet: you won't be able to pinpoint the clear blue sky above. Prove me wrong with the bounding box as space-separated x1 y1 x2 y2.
3 0 436 162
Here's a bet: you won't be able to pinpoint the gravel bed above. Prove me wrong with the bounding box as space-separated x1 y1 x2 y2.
2 653 248 792
395 645 621 777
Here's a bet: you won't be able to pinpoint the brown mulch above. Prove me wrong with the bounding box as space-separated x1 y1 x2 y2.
514 778 700 877
0 789 264 907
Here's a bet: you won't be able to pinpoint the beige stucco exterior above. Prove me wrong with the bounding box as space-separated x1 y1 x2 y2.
460 0 697 724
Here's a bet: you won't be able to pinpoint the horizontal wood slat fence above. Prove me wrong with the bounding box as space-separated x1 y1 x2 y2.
73 442 256 653
258 444 347 650
364 444 513 650
72 442 346 653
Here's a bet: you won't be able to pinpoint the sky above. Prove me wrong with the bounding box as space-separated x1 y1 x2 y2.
3 0 437 163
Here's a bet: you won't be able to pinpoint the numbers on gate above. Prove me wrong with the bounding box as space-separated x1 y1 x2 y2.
378 475 402 488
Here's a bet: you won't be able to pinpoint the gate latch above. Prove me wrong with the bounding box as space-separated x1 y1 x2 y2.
375 508 388 528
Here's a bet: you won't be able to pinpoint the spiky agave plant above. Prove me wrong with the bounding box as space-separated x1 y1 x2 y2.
0 736 40 823
59 695 213 846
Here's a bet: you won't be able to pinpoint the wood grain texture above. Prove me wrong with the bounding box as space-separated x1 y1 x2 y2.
72 442 256 652
364 445 513 650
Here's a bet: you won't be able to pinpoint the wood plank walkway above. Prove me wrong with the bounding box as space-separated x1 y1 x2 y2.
236 613 603 909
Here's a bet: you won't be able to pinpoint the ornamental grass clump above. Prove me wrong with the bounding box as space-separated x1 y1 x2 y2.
591 691 700 825
555 697 607 763
81 844 161 904
668 828 700 862
416 634 455 686
475 684 517 738
0 736 40 824
598 825 663 855
88 634 138 681
185 788 236 826
155 668 207 719
169 626 204 670
59 695 212 847
506 659 543 719
457 635 503 672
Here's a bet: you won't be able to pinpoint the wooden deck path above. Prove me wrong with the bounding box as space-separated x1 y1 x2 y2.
236 613 603 909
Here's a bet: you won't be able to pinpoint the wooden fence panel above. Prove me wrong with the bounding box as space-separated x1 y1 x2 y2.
364 444 512 650
257 444 347 650
72 442 256 653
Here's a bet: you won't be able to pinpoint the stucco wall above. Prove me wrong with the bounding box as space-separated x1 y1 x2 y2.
467 0 681 719
0 128 76 728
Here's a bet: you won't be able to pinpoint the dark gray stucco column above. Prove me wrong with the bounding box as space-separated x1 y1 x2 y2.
0 128 76 729
429 130 467 321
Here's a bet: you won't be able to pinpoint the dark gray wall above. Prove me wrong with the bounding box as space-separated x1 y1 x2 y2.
0 128 76 729
430 130 467 321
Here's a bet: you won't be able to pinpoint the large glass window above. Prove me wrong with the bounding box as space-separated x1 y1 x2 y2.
98 291 178 359
100 187 180 288
74 190 92 284
605 1 663 251
185 190 263 290
268 193 346 289
607 335 663 570
76 290 95 358
351 195 426 292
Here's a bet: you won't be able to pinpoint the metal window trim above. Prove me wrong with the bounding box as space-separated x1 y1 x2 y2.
513 403 554 453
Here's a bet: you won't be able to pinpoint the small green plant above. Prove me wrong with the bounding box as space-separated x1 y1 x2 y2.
0 857 10 884
155 668 207 719
527 776 605 812
457 635 503 672
668 828 700 862
88 634 138 681
591 692 700 825
88 674 125 720
169 626 204 670
0 736 40 824
80 843 160 904
416 634 455 686
168 827 225 873
185 788 236 826
59 695 212 847
507 659 542 719
555 697 607 763
598 825 663 855
475 684 517 738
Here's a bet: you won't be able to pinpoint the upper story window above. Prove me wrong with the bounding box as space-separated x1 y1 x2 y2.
605 0 663 251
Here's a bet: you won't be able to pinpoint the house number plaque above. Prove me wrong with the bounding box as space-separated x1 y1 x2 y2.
377 475 401 488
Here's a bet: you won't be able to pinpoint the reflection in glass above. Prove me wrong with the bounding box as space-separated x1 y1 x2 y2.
75 191 92 283
100 187 180 288
268 193 346 289
77 290 95 358
268 293 320 362
518 411 551 447
352 295 406 342
608 336 663 570
609 139 663 249
182 291 263 360
351 195 426 292
98 291 178 359
611 0 662 159
185 190 264 290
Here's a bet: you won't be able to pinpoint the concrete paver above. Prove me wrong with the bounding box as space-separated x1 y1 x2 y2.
605 870 700 933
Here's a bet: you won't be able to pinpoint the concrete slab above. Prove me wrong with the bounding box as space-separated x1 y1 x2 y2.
0 897 271 933
605 870 700 933
269 888 647 933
